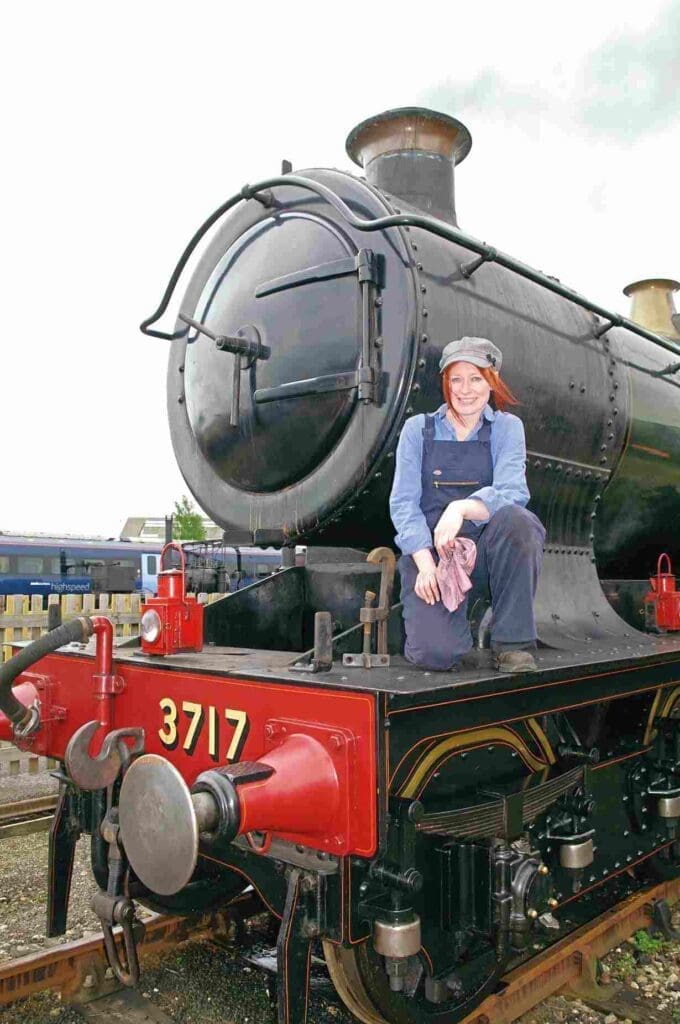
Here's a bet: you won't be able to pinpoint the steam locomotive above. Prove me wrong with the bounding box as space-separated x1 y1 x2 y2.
2 107 680 1024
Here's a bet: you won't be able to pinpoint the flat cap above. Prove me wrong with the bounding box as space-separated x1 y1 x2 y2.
439 337 502 374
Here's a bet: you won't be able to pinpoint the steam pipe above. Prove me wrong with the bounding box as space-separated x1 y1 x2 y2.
91 616 116 733
140 174 680 360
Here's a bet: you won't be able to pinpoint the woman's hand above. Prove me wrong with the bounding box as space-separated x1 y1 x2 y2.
434 504 464 559
435 498 489 558
412 549 440 605
415 568 440 605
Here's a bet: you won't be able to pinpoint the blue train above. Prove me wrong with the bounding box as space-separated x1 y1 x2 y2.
0 536 161 596
0 535 286 597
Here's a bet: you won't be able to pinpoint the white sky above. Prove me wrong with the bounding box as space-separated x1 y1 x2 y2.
2 0 678 538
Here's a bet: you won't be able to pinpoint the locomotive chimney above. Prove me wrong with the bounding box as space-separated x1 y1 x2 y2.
345 106 471 225
623 278 680 341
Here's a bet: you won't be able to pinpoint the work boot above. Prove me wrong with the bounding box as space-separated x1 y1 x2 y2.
493 649 537 673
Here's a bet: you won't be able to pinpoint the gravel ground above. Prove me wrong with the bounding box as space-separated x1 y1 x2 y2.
2 786 680 1024
0 770 60 802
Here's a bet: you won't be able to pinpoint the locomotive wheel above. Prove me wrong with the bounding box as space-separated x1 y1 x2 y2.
323 942 391 1024
323 938 505 1024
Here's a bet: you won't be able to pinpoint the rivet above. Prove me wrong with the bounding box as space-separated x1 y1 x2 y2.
421 285 427 294
600 457 608 464
412 383 420 392
584 471 591 479
609 394 616 401
412 243 418 251
580 385 586 393
418 359 426 369
178 395 185 403
420 334 428 343
417 263 423 271
607 419 613 426
374 297 383 307
607 433 614 440
422 308 429 317
600 444 607 451
613 408 619 415
613 382 619 389
179 364 185 373
406 407 413 415
569 381 575 389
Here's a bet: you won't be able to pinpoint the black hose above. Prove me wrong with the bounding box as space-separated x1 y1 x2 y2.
0 617 93 730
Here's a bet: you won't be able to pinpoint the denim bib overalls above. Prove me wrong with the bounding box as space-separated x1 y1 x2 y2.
420 415 493 540
398 413 545 670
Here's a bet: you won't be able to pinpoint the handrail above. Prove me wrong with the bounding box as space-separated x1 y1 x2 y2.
140 173 680 362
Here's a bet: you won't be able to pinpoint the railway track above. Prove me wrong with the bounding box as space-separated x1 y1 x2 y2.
0 877 677 1023
0 794 57 840
0 892 263 1008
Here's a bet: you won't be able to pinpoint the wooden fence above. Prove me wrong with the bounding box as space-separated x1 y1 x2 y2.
0 740 57 777
0 593 143 663
0 591 224 663
0 591 223 783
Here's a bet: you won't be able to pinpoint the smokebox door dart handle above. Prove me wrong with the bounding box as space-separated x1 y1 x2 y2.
178 315 268 428
65 720 145 791
178 314 270 362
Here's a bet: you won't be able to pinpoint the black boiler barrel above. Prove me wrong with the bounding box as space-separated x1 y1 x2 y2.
167 158 679 584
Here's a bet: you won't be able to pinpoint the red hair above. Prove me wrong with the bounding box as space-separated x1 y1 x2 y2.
442 365 519 424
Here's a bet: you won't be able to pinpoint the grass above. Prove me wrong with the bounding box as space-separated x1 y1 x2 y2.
632 928 666 955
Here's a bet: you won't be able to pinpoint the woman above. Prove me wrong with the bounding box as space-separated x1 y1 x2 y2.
389 336 545 673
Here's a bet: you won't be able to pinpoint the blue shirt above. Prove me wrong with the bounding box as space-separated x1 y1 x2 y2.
389 404 530 555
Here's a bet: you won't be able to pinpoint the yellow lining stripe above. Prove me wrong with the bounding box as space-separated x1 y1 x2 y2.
527 717 557 765
399 726 547 798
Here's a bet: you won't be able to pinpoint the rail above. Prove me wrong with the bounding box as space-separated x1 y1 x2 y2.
0 892 263 1006
0 874 677 1019
462 874 680 1023
0 794 57 840
141 173 680 361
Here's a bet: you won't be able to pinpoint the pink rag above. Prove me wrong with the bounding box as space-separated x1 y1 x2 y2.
436 538 477 612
